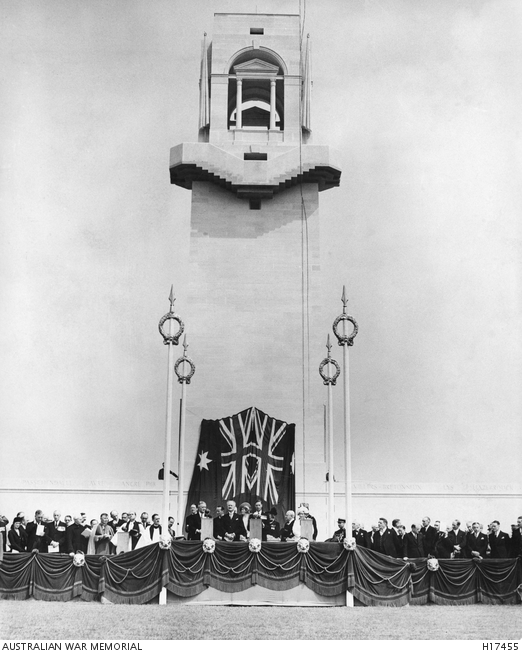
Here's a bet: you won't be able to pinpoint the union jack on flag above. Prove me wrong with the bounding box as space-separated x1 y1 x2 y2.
185 407 295 523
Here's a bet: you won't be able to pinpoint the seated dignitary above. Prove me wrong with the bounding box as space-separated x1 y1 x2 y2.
403 524 425 559
222 500 246 541
352 521 369 547
213 505 226 540
26 510 49 553
511 516 522 557
238 502 252 541
419 516 438 557
280 510 298 542
47 510 68 553
446 520 467 558
94 513 115 555
326 518 347 543
67 514 89 554
8 516 27 552
465 521 488 559
264 508 281 541
488 520 511 558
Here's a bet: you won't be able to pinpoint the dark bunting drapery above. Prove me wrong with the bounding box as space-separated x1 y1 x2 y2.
100 545 168 605
185 407 295 523
350 547 413 607
1 545 521 605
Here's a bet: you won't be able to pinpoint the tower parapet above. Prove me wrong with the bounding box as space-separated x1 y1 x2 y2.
170 13 341 199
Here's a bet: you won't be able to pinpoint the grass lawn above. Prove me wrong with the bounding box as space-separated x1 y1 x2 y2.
0 601 521 640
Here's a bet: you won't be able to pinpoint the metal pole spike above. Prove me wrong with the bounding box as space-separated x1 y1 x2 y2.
168 285 176 311
326 333 332 355
341 285 348 311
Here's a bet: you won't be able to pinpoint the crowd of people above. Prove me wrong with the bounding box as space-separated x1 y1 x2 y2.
0 510 175 555
1 503 521 560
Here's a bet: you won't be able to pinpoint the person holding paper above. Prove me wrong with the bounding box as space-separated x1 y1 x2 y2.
94 513 114 555
47 510 67 553
26 510 49 553
123 512 142 549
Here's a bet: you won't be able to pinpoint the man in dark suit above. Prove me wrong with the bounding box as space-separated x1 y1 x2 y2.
122 512 142 549
47 510 68 553
185 504 200 540
26 510 49 553
446 520 467 558
264 508 281 541
186 501 208 540
466 522 488 559
66 515 88 554
213 505 226 540
373 518 399 557
392 519 405 558
280 510 297 542
511 516 522 557
403 523 425 559
420 516 438 556
222 500 247 541
488 521 511 558
352 521 369 547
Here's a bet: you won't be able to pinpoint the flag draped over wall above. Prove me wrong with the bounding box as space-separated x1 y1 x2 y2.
186 407 295 524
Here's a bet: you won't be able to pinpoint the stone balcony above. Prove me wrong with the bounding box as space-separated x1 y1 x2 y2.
169 142 341 199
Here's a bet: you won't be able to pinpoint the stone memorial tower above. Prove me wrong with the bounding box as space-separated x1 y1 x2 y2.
170 12 341 507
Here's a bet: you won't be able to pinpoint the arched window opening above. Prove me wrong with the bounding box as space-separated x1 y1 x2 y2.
227 50 284 132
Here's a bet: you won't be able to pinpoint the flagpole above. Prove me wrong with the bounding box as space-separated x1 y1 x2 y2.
175 335 195 539
319 334 340 534
332 286 358 608
157 286 184 606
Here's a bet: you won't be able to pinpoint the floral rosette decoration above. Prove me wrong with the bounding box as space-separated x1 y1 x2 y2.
297 537 310 553
72 551 85 567
248 538 261 553
159 534 172 550
202 538 215 554
427 557 440 572
343 537 357 551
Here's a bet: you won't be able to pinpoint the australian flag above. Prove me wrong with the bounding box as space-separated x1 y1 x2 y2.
185 407 295 524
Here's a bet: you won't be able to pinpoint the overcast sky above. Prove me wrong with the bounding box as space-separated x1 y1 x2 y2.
2 0 521 486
